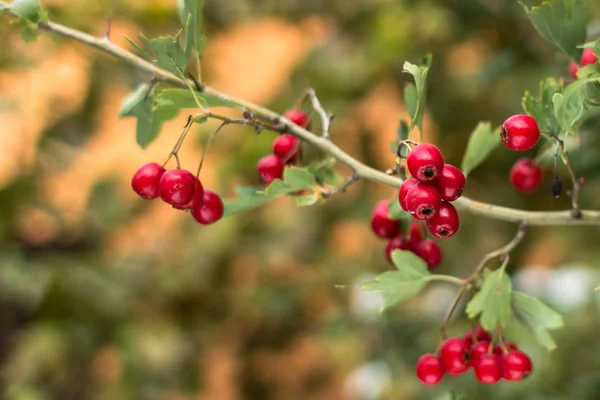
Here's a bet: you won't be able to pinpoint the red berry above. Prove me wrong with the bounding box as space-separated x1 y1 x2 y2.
191 189 224 225
131 162 166 200
464 327 492 347
500 114 540 151
399 178 418 211
173 175 204 210
415 354 445 385
159 169 197 207
493 342 518 356
439 337 470 375
502 350 532 381
580 48 598 67
436 164 466 201
407 144 445 182
409 220 423 245
405 183 441 220
469 341 491 367
510 157 543 192
273 134 301 164
426 201 459 239
257 155 284 184
568 61 579 78
371 200 400 239
385 236 412 263
284 109 310 129
473 354 502 384
413 239 442 269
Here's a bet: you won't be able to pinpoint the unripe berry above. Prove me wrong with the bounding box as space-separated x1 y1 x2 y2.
407 144 444 182
469 341 491 367
191 189 224 225
257 155 284 184
510 157 543 192
463 327 491 347
371 200 400 239
413 239 442 269
439 337 470 375
415 354 445 385
405 183 441 220
502 350 533 381
500 114 540 151
273 134 301 164
473 354 502 384
284 109 310 129
426 201 459 239
159 169 197 207
399 178 418 211
131 162 166 200
385 236 412 263
174 175 204 210
580 48 598 67
436 164 466 201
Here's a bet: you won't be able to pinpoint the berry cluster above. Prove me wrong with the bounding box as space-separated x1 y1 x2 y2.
398 144 465 239
416 327 533 385
568 48 598 78
131 163 224 225
257 110 309 184
371 201 442 269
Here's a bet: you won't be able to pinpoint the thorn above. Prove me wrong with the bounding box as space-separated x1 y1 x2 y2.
104 15 113 40
187 72 204 92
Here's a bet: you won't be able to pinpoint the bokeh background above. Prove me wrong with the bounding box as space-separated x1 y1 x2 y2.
2 0 600 399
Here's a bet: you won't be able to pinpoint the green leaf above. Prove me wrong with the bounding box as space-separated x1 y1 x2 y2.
265 167 314 196
1 0 45 42
553 76 600 135
138 35 188 78
461 122 500 176
520 0 586 62
308 158 341 186
178 0 206 58
396 119 409 141
154 88 241 110
522 78 563 133
387 198 412 232
295 192 319 207
466 269 512 331
512 291 564 351
402 55 431 134
404 83 418 122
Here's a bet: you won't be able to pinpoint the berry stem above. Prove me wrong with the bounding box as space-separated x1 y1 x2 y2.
321 172 360 199
163 115 194 169
196 121 228 177
440 286 467 341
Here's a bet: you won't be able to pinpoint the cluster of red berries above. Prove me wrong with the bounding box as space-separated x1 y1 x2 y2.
416 327 533 385
371 201 442 269
568 48 598 78
256 110 310 184
398 144 465 239
131 163 224 225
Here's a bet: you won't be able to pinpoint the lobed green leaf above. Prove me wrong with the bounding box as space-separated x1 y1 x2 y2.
522 78 563 134
178 0 206 58
512 291 564 351
466 268 512 331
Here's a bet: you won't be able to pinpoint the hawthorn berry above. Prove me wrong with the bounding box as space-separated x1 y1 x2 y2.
405 183 441 220
568 61 579 78
407 143 445 182
464 327 491 347
131 162 166 200
413 239 442 269
159 169 197 208
415 354 445 385
493 341 518 356
426 201 459 239
385 236 412 263
580 48 598 67
409 220 423 245
284 109 310 129
257 154 285 184
500 114 540 151
439 337 470 375
371 200 400 239
191 189 224 225
502 350 532 381
436 164 466 201
174 175 204 210
273 134 301 164
473 354 502 384
469 341 491 367
399 178 418 211
510 158 543 192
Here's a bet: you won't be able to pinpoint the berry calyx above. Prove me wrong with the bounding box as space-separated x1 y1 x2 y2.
273 134 301 164
493 341 518 356
469 341 491 367
407 143 445 182
580 48 598 67
159 169 197 208
502 350 532 381
131 162 166 200
463 327 491 347
191 189 224 225
174 175 204 210
439 337 470 375
257 155 284 184
399 178 418 211
426 201 459 239
436 164 466 201
500 114 540 151
371 200 400 239
284 109 310 129
413 239 442 269
473 354 502 384
385 236 412 263
405 183 441 220
510 158 543 192
415 354 445 385
409 220 423 245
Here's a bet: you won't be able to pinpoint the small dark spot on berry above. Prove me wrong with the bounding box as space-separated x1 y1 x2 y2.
423 167 435 178
423 208 432 216
439 229 449 236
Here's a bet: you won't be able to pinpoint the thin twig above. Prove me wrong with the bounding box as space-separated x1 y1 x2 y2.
321 172 360 199
440 286 467 340
306 88 331 139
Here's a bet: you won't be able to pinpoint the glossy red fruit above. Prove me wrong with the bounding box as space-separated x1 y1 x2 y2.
273 134 301 164
371 200 400 239
415 354 445 385
131 162 166 200
473 354 502 384
191 189 224 225
284 109 310 129
399 178 418 211
426 201 459 239
405 183 441 220
385 236 412 263
568 61 579 78
414 239 442 269
500 114 540 151
502 350 533 381
493 342 518 356
407 144 445 182
437 164 466 201
159 169 197 207
174 176 204 210
440 337 470 375
257 155 284 184
469 341 491 367
464 327 492 347
510 158 543 192
410 220 423 245
580 48 598 67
